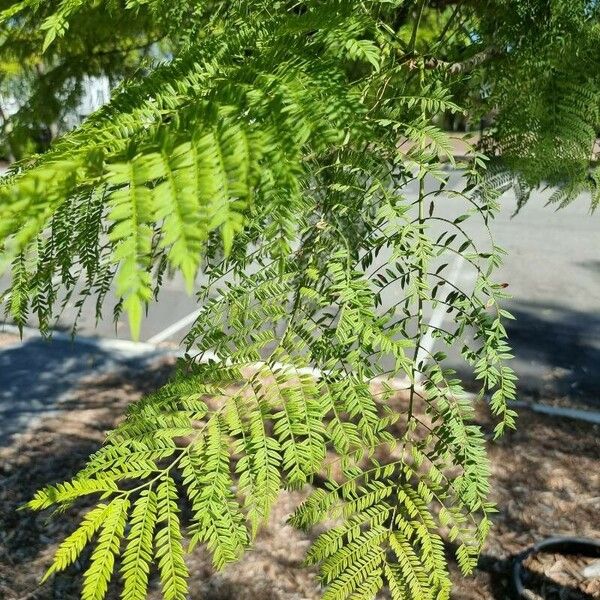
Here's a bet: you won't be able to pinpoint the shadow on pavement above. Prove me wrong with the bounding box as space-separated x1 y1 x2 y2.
503 300 600 407
0 336 164 447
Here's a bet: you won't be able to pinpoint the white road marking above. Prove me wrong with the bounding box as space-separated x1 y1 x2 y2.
146 308 202 344
415 252 466 377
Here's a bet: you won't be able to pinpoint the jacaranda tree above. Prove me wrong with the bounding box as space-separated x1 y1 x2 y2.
1 1 599 599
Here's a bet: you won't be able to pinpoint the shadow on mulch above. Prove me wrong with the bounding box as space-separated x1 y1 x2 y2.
0 361 175 599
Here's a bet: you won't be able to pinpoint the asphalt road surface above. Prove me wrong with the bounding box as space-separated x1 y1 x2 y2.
1 169 600 412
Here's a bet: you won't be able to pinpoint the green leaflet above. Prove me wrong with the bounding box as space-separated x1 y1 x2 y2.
28 478 119 511
107 160 155 340
82 498 129 600
42 503 113 582
227 391 282 535
121 490 158 600
299 465 454 600
184 418 249 568
155 477 188 600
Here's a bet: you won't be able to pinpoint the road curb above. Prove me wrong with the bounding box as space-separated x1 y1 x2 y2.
3 323 600 426
0 322 176 363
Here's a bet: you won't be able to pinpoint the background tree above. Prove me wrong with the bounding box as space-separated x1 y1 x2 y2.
0 1 598 599
0 0 165 159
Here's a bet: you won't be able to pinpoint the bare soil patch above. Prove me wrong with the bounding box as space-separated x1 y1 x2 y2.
0 362 598 599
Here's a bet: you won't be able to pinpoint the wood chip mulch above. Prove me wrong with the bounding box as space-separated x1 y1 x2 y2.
0 361 599 600
521 552 600 599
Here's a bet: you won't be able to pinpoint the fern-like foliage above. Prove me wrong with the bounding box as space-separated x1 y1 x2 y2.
476 0 600 208
1 0 593 599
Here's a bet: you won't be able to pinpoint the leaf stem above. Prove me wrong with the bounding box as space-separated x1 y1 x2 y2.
408 174 426 420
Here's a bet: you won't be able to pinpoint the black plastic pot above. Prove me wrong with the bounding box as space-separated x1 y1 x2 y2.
512 536 600 599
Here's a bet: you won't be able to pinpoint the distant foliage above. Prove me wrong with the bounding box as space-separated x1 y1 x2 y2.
475 0 600 208
0 1 595 599
0 0 160 159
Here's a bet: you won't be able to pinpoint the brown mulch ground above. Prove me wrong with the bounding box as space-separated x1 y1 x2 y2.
454 410 600 600
1 361 599 600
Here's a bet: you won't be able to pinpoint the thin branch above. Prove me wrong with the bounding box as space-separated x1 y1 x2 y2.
405 47 501 74
434 0 465 48
408 0 428 54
